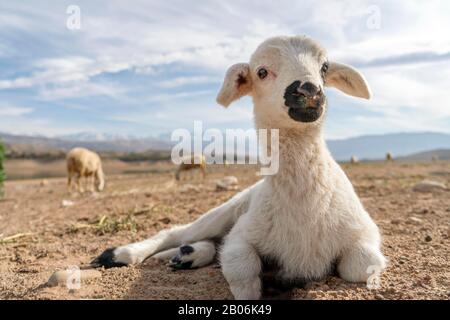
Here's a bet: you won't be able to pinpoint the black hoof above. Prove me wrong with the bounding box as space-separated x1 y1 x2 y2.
90 247 127 269
168 245 196 269
169 257 193 270
180 245 194 255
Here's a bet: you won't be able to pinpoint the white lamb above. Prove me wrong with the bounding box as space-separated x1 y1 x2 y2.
92 35 386 299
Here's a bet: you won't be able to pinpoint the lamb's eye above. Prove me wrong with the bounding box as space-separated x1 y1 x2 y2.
257 68 268 80
321 62 329 76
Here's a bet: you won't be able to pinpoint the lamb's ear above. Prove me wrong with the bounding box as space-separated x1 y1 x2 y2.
325 62 371 99
216 63 252 107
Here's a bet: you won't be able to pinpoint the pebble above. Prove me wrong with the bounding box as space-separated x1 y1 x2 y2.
216 176 239 191
413 180 446 193
159 217 171 224
46 269 102 287
375 293 385 300
408 217 423 224
423 274 432 281
61 200 75 207
425 235 432 242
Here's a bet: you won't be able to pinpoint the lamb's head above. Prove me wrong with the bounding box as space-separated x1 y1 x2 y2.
95 168 105 192
217 35 371 130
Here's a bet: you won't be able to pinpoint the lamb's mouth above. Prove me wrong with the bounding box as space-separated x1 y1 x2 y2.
288 106 323 123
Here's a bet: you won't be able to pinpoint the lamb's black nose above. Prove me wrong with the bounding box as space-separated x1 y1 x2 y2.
284 80 323 108
284 80 325 123
300 82 321 97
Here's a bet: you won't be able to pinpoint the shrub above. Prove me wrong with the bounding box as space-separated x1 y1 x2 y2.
0 140 5 198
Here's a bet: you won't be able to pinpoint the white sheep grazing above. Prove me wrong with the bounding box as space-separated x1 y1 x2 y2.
67 147 105 193
350 155 359 164
92 36 386 299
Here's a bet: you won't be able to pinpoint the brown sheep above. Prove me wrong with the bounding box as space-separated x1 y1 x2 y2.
175 154 206 181
67 147 105 193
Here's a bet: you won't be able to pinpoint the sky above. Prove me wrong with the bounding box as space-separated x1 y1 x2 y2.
0 0 449 140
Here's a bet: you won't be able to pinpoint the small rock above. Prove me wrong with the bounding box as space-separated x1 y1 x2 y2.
216 176 239 191
46 269 102 287
159 217 171 224
61 200 75 207
375 294 384 300
391 219 401 225
413 180 446 193
407 217 423 224
423 274 432 281
398 256 407 264
425 235 432 242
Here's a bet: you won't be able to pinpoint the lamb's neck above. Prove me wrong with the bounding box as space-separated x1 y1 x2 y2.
265 127 333 193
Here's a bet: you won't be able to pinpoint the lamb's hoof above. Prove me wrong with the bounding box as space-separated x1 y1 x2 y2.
90 247 128 269
169 245 195 269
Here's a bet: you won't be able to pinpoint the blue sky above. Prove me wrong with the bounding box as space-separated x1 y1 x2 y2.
0 0 450 139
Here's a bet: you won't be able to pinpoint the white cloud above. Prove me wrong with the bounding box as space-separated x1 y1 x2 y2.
158 76 221 88
0 106 33 117
37 81 126 101
144 90 214 103
0 118 93 137
107 97 254 130
0 1 449 137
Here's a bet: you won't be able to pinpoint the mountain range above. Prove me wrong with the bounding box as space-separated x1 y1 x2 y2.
327 132 450 161
1 131 449 161
0 131 171 154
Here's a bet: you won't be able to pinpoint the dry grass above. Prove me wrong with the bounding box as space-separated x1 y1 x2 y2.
69 215 138 235
0 232 34 245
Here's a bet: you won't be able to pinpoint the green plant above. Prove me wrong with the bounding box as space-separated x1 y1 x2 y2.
0 140 5 198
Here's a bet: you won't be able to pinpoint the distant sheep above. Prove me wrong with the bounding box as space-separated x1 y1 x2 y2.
67 147 105 193
386 152 393 161
175 154 206 181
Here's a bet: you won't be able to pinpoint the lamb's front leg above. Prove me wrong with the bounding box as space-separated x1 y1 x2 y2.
91 181 261 268
221 234 262 300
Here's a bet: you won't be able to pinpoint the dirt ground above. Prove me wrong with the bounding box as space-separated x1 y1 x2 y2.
0 161 449 300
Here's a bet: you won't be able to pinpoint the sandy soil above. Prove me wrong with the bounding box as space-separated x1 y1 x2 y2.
0 161 449 300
